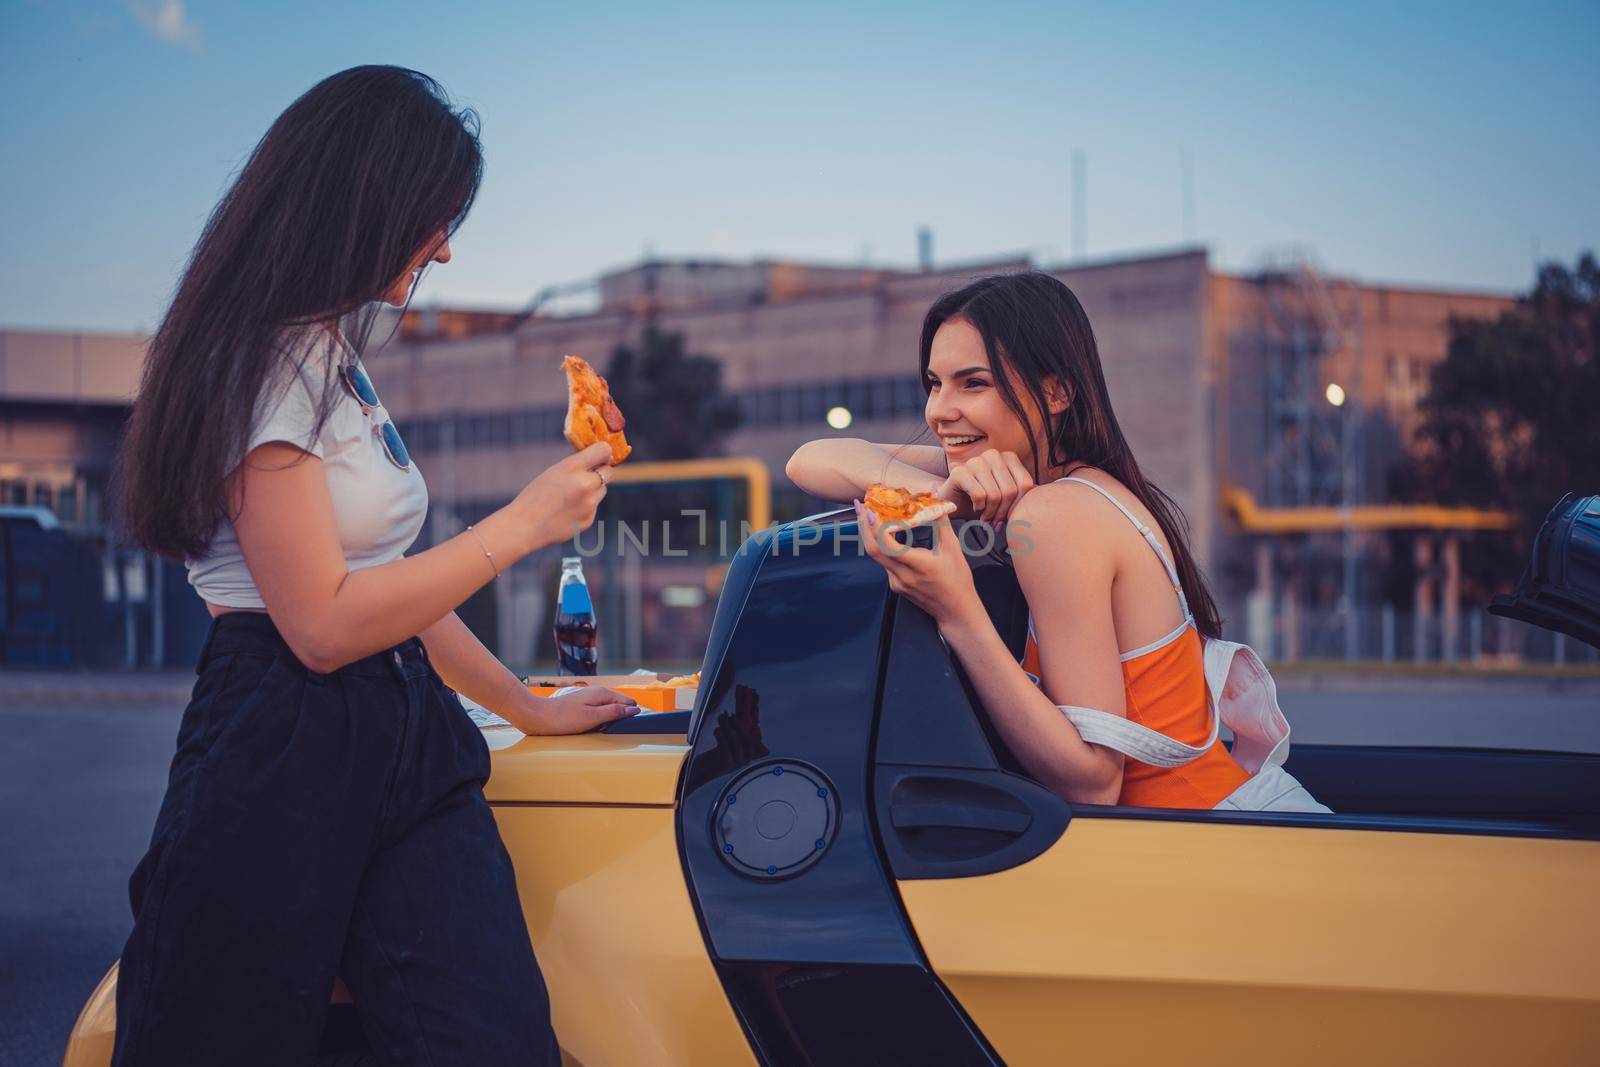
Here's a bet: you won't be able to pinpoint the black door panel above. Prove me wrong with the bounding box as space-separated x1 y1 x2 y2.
677 520 1003 1066
879 765 1071 879
872 548 1071 880
1284 744 1600 835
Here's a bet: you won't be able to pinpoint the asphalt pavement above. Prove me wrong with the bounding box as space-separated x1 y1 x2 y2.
1272 673 1600 752
2 670 1597 1066
2 697 185 1067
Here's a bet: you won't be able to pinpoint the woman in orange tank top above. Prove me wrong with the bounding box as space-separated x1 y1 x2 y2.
788 271 1246 808
1017 475 1248 807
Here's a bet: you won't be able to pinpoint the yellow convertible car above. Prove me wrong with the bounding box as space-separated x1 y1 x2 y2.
64 505 1600 1066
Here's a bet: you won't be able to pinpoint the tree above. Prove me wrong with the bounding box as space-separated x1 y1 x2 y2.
604 327 741 460
1394 253 1599 592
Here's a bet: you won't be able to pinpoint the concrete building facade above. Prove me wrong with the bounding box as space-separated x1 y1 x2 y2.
368 249 1513 656
0 247 1523 668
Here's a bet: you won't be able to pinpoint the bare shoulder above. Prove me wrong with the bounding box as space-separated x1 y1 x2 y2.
1013 465 1177 565
1006 474 1119 580
1029 467 1165 524
1011 467 1126 535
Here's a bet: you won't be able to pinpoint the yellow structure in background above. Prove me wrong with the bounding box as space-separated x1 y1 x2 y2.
1222 484 1521 664
606 456 772 533
1222 485 1516 534
602 456 773 601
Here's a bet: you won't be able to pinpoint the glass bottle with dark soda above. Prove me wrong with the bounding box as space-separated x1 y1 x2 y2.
554 556 598 676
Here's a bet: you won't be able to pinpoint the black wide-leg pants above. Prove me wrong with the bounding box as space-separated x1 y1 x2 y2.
111 612 560 1066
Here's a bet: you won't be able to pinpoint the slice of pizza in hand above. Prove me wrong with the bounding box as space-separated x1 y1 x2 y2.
863 483 957 527
562 354 632 464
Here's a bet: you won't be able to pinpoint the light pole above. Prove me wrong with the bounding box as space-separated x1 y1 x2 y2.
1326 382 1361 661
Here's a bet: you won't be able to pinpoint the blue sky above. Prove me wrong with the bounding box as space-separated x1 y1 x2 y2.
3 0 1597 332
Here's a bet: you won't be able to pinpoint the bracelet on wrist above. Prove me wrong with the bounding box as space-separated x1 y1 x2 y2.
465 524 500 578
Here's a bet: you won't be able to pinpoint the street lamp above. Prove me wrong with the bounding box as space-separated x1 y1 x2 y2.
826 406 853 430
1327 380 1358 658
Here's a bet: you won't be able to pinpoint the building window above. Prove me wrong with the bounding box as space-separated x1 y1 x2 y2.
845 380 872 418
800 384 828 423
895 378 927 417
1386 354 1429 411
870 379 896 420
389 374 933 453
758 388 780 424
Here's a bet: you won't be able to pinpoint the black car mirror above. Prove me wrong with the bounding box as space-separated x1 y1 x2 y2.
1488 492 1600 649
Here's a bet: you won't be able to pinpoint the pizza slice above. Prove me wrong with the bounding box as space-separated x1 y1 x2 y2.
862 483 957 527
562 354 632 464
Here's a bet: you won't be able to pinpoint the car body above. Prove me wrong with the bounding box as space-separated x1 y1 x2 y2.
65 511 1600 1066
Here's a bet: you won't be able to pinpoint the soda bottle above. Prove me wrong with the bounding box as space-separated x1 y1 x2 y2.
554 556 598 676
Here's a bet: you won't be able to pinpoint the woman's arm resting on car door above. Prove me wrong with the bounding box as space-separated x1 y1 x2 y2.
785 438 947 501
938 489 1127 804
853 489 1125 805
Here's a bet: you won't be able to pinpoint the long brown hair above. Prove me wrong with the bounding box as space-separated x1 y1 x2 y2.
117 66 483 559
917 271 1224 638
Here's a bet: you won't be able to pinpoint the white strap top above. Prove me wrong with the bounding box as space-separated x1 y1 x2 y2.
1025 475 1217 768
1025 475 1194 660
1056 475 1190 619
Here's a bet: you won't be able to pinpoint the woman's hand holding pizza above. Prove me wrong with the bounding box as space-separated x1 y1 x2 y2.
855 500 984 627
935 448 1035 523
513 442 613 550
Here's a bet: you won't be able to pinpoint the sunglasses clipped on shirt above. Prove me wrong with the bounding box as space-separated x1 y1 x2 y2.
339 360 412 471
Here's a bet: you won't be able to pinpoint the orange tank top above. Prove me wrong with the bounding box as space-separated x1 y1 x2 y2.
1021 477 1248 809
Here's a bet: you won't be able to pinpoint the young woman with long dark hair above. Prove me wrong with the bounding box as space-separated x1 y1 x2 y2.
789 272 1318 811
112 66 632 1065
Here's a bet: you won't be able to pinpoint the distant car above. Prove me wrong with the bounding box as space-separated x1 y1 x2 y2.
65 508 1600 1066
0 506 100 667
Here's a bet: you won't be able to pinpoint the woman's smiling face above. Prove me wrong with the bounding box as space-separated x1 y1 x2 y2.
925 317 1047 469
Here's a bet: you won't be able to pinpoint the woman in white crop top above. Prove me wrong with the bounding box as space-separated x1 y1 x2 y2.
109 67 613 1066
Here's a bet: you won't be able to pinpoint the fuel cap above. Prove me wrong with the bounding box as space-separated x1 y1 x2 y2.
714 760 837 880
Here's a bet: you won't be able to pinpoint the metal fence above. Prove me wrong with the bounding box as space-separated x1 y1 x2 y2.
1247 600 1599 667
7 504 1596 674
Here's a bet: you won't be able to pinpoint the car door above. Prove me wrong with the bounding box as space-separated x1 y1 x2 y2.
675 518 1007 1065
873 583 1600 1066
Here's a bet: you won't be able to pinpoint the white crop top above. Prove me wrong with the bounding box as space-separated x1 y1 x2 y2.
185 327 429 609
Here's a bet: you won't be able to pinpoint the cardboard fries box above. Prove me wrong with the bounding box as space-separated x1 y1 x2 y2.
525 673 698 712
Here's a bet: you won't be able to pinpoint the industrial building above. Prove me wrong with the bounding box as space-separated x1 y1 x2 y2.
367 248 1518 664
4 246 1562 670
